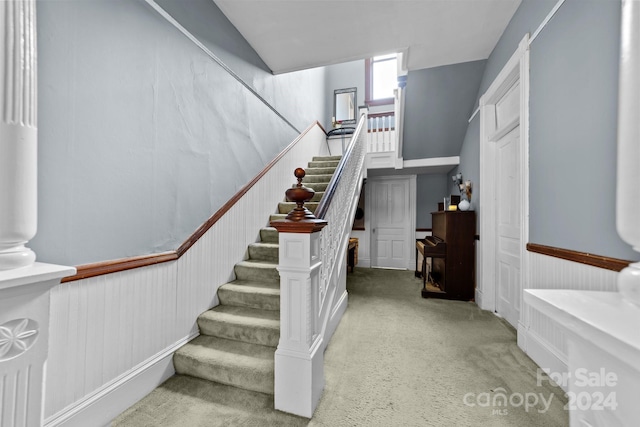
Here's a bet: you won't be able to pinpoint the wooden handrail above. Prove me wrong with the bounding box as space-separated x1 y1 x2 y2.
315 114 366 219
367 111 395 119
63 121 326 283
527 243 632 272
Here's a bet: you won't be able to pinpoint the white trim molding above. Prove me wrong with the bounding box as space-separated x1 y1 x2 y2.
477 35 530 328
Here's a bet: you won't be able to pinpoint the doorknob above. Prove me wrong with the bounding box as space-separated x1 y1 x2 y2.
373 228 376 233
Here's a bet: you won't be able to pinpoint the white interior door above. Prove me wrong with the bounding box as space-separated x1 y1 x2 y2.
370 177 410 269
496 126 521 327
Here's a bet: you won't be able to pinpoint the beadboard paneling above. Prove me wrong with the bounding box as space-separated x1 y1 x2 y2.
45 261 178 420
44 124 328 424
522 250 619 373
527 250 619 292
175 125 329 336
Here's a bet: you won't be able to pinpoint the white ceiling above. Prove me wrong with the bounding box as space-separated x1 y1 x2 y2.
213 0 522 74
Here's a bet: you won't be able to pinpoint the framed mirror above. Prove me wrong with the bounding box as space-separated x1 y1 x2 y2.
334 87 357 125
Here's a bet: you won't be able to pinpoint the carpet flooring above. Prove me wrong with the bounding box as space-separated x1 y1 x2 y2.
113 267 568 427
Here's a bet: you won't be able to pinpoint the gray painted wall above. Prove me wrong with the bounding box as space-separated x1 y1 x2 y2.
31 0 327 265
324 60 365 130
324 59 486 229
416 174 448 229
457 0 636 260
403 60 486 160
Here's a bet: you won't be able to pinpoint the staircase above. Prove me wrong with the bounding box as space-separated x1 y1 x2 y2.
172 156 342 401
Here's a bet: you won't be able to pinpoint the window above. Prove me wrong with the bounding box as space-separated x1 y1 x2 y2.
365 54 398 106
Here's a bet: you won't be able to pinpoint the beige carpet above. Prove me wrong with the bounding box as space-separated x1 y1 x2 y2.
113 267 568 427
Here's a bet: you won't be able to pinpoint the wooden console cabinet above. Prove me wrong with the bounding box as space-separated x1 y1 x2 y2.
421 211 475 300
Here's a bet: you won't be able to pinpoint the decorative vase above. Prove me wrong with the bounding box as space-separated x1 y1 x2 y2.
458 199 470 211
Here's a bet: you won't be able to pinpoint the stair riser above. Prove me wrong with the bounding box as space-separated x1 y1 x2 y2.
310 191 324 202
303 182 328 192
173 353 274 395
235 264 280 283
248 244 279 262
312 156 341 161
270 214 287 222
308 161 340 168
304 167 336 175
259 228 279 244
218 287 280 311
198 318 279 348
301 174 333 183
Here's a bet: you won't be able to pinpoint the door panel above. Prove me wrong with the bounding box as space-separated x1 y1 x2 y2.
496 126 521 327
371 178 410 269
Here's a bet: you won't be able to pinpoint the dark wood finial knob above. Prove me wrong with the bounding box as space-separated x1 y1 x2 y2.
285 168 317 221
294 167 306 181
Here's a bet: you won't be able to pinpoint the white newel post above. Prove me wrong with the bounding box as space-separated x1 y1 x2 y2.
617 0 640 305
0 2 76 426
271 169 328 418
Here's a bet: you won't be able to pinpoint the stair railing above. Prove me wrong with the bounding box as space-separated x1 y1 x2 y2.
314 109 367 338
270 108 367 418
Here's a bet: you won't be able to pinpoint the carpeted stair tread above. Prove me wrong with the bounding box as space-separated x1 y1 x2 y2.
259 227 279 244
218 282 279 311
301 173 333 183
218 281 280 310
304 167 337 175
198 305 280 347
308 160 340 168
301 182 329 192
278 201 319 214
112 374 308 427
248 242 279 262
234 260 279 283
310 191 324 202
174 335 275 395
312 155 341 161
269 213 288 222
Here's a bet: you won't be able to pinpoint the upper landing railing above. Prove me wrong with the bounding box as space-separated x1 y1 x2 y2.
365 86 405 170
367 111 395 153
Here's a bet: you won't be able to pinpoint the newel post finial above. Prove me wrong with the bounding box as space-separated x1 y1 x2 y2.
270 168 327 233
285 168 317 221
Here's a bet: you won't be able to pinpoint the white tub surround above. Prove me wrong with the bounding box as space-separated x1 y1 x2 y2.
0 0 38 270
0 264 76 427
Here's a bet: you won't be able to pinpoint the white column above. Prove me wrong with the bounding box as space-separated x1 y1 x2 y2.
271 225 326 418
0 264 75 426
617 0 640 305
0 0 38 270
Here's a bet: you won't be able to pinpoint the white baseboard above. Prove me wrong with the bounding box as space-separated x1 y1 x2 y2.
523 329 568 392
517 321 527 352
475 288 484 310
45 333 198 427
356 257 370 268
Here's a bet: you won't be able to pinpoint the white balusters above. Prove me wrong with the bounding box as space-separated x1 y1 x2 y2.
366 113 396 153
273 112 367 418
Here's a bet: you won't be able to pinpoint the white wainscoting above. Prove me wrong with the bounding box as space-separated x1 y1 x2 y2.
43 124 329 427
519 251 619 388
